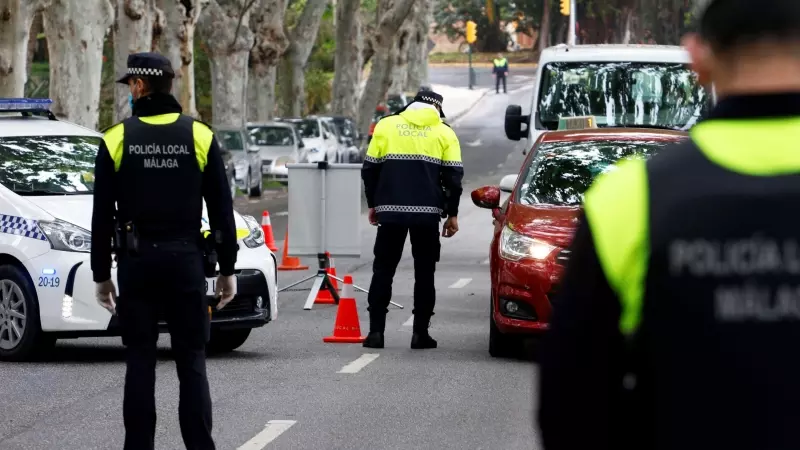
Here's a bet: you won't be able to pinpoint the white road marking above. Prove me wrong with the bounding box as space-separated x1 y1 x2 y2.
338 353 380 374
449 278 472 289
466 139 482 147
402 315 414 327
273 211 289 217
482 258 490 265
237 420 297 449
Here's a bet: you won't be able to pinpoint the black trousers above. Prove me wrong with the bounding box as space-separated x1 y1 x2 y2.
496 74 507 93
117 239 214 450
367 223 440 333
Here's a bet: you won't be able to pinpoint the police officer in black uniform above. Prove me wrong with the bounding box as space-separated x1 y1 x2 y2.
91 52 237 450
538 1 800 449
361 89 464 349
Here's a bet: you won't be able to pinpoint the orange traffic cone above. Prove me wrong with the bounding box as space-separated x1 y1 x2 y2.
261 211 278 252
277 224 309 271
326 252 339 291
323 276 365 343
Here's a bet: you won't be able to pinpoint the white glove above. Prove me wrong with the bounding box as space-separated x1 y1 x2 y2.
95 279 117 315
215 275 237 310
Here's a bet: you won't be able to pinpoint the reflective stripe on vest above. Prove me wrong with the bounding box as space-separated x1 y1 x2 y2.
102 113 214 172
584 117 800 335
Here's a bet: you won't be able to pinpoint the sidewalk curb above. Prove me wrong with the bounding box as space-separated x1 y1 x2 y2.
447 88 491 124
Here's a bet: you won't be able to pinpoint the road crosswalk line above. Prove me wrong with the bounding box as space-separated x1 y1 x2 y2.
237 420 297 449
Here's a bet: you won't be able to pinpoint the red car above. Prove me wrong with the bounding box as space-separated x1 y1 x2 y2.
471 128 688 357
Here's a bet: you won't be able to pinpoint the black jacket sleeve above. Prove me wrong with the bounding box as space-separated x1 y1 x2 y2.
361 159 381 209
202 136 237 276
440 128 464 217
90 141 116 283
538 212 627 450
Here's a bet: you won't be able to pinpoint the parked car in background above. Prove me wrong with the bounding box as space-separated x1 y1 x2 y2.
324 116 363 162
386 93 411 114
215 125 262 197
247 121 301 184
220 146 236 199
276 117 338 163
367 104 389 147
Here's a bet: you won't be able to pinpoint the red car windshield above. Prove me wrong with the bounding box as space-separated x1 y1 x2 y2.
517 139 678 206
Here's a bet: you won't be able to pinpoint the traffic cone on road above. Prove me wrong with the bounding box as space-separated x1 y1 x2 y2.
323 276 365 343
261 211 278 252
326 251 339 291
277 224 309 271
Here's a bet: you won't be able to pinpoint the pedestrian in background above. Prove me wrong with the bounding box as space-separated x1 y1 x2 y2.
91 52 238 450
361 89 463 350
538 0 800 448
493 53 509 94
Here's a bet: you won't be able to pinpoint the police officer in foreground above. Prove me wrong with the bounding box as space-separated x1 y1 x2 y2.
361 89 463 349
492 53 508 94
538 1 800 449
91 52 237 450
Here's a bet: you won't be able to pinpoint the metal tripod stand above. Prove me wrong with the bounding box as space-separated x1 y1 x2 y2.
275 161 403 311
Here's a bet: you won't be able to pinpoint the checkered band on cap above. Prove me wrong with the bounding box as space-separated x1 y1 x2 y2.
419 95 442 107
127 67 164 76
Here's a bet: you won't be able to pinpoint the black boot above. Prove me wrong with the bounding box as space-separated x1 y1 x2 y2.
411 332 437 349
411 314 437 349
363 332 384 348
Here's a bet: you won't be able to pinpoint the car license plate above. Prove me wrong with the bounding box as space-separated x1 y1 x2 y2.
205 276 237 296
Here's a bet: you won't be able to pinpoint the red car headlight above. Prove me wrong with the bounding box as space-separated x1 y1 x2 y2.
499 226 557 262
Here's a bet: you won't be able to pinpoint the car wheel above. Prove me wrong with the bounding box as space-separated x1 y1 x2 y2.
489 295 523 358
248 170 262 197
0 265 52 361
207 328 251 354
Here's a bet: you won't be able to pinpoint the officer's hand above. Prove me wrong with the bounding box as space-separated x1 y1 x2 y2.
442 216 459 238
95 279 117 315
368 208 378 226
214 275 237 310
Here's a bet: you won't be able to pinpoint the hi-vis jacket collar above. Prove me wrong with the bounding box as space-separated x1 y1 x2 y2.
706 93 800 120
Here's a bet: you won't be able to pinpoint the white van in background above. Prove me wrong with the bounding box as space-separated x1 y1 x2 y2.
505 44 713 146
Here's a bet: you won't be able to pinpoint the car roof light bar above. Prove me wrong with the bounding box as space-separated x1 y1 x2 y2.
0 98 57 120
0 98 53 111
558 116 598 130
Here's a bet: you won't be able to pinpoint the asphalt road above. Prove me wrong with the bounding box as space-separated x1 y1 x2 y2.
428 65 537 93
0 68 541 449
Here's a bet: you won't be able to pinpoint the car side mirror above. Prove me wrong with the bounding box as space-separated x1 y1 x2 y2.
499 174 517 193
471 186 501 209
504 104 530 141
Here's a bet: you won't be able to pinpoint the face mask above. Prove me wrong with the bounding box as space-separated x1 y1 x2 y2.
128 93 135 111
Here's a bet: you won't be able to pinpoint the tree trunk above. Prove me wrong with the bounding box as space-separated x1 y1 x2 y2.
247 0 289 122
197 0 257 126
356 0 416 136
404 0 430 92
621 9 633 44
277 0 328 118
387 1 415 94
538 0 550 52
42 0 114 129
331 0 362 118
0 0 50 97
114 0 157 122
156 0 203 117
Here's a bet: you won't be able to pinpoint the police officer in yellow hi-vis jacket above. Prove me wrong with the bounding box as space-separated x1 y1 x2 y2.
91 52 237 450
361 89 464 349
538 1 800 449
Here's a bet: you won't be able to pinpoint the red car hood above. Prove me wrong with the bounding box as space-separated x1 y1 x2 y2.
505 202 581 248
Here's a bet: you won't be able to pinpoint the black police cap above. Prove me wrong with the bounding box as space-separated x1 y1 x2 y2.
413 89 445 118
116 52 176 85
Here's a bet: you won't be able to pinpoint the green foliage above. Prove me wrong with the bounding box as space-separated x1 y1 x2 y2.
195 38 213 122
304 69 333 115
434 0 532 52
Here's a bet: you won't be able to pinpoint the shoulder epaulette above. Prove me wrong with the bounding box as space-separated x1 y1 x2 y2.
100 122 124 134
192 117 214 131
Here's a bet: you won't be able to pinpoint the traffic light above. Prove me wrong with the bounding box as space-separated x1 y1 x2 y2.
560 0 570 16
465 20 477 44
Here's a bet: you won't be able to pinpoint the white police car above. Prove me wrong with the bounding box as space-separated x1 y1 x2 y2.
0 98 278 361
